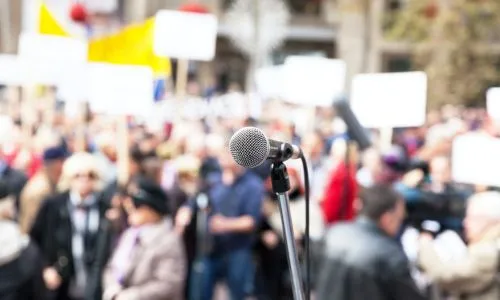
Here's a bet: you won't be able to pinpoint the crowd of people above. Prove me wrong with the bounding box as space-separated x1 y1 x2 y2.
1 83 500 300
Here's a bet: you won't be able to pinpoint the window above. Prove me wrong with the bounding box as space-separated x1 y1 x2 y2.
223 0 321 16
383 55 412 72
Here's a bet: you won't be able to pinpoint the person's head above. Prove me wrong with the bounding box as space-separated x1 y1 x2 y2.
125 176 169 227
58 152 103 197
42 146 67 184
174 154 201 196
360 184 406 237
141 156 163 184
429 155 451 185
218 148 244 175
463 192 500 243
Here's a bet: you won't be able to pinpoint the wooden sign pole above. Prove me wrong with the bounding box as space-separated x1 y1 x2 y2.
116 115 130 187
175 59 189 100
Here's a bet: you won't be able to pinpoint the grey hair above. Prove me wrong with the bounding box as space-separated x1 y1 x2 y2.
57 152 105 192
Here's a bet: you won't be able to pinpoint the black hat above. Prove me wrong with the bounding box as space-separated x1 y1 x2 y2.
129 176 169 216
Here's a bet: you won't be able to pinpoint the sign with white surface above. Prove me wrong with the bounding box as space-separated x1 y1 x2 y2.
487 87 500 120
452 133 500 187
282 56 346 107
153 10 218 61
351 72 427 128
255 65 284 100
18 32 88 85
86 63 154 117
0 55 23 85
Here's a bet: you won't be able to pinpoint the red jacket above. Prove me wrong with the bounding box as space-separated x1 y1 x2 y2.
321 161 358 224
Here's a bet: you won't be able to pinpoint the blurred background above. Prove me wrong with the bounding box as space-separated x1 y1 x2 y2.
2 1 500 300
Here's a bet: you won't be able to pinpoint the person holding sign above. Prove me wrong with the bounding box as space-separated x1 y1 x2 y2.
419 192 500 299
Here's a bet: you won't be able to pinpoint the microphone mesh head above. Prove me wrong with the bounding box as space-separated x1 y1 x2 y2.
229 127 270 168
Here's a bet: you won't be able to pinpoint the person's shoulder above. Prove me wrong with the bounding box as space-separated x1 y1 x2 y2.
42 192 70 207
152 224 185 255
325 222 405 265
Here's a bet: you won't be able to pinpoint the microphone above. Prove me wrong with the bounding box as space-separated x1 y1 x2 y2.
333 96 372 151
229 127 301 168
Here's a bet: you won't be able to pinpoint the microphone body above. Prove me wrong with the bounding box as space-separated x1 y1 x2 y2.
269 139 301 162
229 127 302 168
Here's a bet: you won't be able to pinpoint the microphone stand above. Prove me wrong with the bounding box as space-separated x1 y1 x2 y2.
271 161 305 300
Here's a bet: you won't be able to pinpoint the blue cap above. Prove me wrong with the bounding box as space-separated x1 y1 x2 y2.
43 146 68 162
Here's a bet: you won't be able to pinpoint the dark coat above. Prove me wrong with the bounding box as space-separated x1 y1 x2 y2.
316 217 427 300
0 242 45 300
0 165 27 213
29 192 113 300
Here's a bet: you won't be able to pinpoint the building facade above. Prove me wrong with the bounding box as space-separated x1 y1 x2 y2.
0 0 410 91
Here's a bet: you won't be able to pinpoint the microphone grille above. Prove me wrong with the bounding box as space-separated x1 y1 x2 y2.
229 127 270 168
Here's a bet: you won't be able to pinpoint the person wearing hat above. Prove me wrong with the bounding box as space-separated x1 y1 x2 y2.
19 145 67 233
103 176 186 300
0 179 46 300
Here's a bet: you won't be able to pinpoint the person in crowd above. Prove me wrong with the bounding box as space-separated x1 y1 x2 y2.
103 176 185 300
157 141 180 192
418 191 500 299
101 146 149 205
168 154 201 299
396 155 470 233
175 149 264 300
19 145 67 233
196 134 223 188
301 131 328 203
316 184 426 300
266 166 324 242
0 147 27 218
256 166 324 300
356 147 382 188
141 155 163 185
30 152 111 300
321 139 358 224
92 131 118 185
0 180 45 300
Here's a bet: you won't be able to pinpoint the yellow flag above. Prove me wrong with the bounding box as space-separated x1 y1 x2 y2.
38 1 70 37
88 18 171 76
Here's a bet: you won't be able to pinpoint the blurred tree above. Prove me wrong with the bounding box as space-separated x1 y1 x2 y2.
386 0 500 107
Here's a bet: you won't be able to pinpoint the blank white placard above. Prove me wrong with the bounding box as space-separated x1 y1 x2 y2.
487 87 500 120
351 72 427 128
18 32 87 62
18 33 88 85
282 56 346 107
0 55 23 85
452 133 500 188
86 63 154 117
255 65 284 100
153 10 218 61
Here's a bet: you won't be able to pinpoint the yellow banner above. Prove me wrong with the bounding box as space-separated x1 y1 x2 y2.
38 1 70 37
38 2 170 76
88 18 171 76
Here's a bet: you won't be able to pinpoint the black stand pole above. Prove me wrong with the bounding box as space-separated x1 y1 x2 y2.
271 161 305 300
